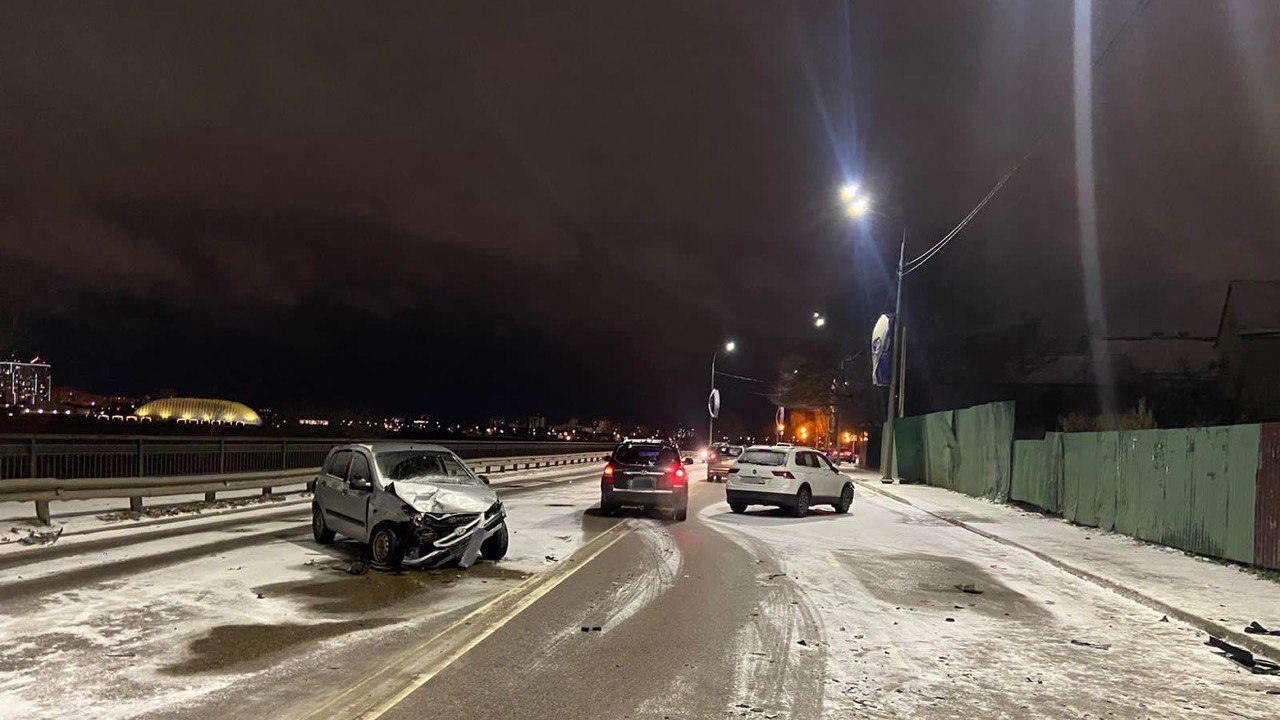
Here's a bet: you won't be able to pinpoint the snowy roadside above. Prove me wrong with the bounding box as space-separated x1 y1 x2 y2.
699 486 1280 718
0 469 614 720
855 474 1280 661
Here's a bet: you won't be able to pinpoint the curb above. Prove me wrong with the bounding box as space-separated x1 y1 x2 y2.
853 478 1280 664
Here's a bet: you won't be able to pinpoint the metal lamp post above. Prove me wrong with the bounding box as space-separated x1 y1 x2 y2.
708 341 735 446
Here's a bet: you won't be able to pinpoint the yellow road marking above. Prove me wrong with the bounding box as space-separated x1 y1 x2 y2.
295 520 634 720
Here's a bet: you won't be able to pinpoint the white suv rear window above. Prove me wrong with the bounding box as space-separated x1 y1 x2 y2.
738 449 787 466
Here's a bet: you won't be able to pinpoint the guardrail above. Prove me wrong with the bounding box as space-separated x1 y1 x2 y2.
2 450 612 525
0 434 614 481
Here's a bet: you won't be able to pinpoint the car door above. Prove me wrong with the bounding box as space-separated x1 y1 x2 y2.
800 451 835 498
333 451 376 542
317 450 356 536
814 452 844 498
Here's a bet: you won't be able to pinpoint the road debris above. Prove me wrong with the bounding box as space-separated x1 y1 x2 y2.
1070 639 1111 651
954 583 983 595
1206 635 1280 675
17 527 63 546
545 554 558 562
345 561 369 575
1245 621 1280 636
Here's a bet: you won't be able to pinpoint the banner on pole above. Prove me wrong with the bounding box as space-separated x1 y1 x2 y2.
871 313 895 387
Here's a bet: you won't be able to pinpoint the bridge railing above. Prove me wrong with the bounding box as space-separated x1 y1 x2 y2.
1 447 614 525
0 434 614 481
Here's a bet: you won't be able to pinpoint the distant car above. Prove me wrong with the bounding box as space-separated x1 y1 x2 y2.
601 438 692 521
827 446 855 464
310 443 508 569
707 443 744 482
725 445 854 518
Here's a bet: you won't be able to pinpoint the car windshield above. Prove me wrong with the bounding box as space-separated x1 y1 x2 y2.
375 451 481 485
738 449 787 466
613 444 672 466
723 446 743 457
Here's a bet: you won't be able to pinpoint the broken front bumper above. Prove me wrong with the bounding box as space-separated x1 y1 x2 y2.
401 503 506 568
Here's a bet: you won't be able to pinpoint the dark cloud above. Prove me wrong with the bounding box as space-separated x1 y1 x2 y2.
1 1 1278 426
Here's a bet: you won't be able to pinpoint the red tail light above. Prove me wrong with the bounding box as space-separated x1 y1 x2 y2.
772 470 795 479
602 464 614 483
670 465 686 487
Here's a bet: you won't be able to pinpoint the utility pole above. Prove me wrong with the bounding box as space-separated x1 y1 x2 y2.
881 232 906 482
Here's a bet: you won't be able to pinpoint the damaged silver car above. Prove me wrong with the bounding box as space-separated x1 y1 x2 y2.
309 443 508 569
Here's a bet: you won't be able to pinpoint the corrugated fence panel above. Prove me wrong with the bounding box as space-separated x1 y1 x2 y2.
1113 431 1139 537
1094 431 1121 533
951 401 1015 500
1161 429 1193 554
1256 423 1280 570
1223 423 1259 564
923 410 957 489
1188 426 1231 560
1012 439 1046 507
1062 433 1088 525
885 415 926 482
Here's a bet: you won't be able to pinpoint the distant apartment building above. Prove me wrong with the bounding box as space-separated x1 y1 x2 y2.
527 415 547 429
1 357 51 408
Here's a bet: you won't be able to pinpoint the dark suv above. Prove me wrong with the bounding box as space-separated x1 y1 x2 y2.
600 439 691 521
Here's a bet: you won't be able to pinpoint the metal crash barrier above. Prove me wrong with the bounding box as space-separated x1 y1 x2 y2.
1 447 611 525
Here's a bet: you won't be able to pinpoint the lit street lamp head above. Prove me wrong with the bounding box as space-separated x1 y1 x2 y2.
724 341 736 353
839 182 872 218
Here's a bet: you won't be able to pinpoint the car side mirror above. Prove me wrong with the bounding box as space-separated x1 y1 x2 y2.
350 477 371 490
479 474 491 485
683 457 694 466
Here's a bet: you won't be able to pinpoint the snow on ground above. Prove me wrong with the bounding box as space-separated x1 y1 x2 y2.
855 477 1280 660
700 485 1280 719
0 463 608 720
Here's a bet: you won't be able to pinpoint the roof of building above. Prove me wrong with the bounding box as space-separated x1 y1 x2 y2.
1217 280 1280 340
134 397 261 425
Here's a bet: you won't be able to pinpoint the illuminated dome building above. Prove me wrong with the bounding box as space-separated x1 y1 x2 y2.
134 397 262 426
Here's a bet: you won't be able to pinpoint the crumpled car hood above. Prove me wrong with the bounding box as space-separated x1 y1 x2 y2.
391 481 497 514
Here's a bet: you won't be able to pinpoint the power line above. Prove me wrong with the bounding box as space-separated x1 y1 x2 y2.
902 0 1154 276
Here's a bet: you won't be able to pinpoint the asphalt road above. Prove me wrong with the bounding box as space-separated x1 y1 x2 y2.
3 463 1277 720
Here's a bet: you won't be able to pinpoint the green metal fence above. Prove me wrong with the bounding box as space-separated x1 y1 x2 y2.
885 402 1278 569
1054 426 1260 564
884 401 1015 501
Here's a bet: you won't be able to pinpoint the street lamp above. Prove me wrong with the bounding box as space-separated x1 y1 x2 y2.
708 340 735 447
839 183 907 483
813 312 826 328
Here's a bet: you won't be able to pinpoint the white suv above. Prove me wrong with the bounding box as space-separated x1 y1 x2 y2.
725 445 854 518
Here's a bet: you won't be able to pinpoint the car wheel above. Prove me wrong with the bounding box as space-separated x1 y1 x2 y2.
312 505 335 544
834 483 854 514
729 502 747 514
600 501 620 517
369 525 403 568
481 521 509 562
792 486 812 518
672 503 688 522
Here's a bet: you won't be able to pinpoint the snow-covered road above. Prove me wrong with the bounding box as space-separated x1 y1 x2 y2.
0 463 610 720
700 476 1279 718
3 463 1277 719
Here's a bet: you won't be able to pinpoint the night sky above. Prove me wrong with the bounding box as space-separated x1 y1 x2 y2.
2 1 1278 429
